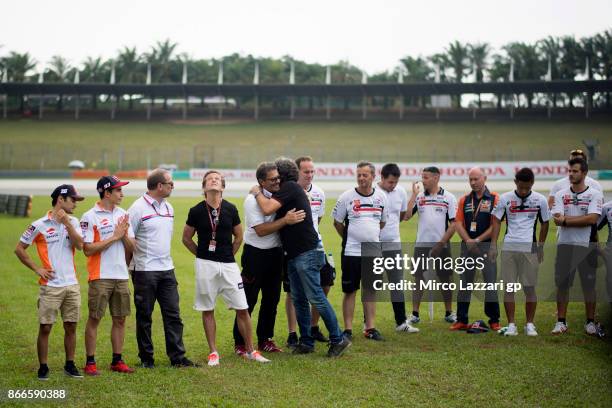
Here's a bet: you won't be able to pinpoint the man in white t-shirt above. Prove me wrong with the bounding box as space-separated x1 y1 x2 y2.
234 162 305 355
333 161 387 341
404 167 458 324
597 200 612 306
490 168 550 337
551 158 603 336
378 163 418 334
548 149 602 209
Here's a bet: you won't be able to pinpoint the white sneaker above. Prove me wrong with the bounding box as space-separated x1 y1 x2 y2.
245 350 270 363
396 320 420 333
524 323 538 336
408 314 420 324
585 321 597 335
551 321 568 335
499 324 518 336
444 312 457 323
207 351 220 367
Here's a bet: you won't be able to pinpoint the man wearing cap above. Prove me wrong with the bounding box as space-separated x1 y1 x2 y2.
81 176 136 375
15 185 85 380
128 169 197 368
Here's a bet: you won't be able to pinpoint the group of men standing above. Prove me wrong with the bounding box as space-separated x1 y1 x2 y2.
15 149 610 379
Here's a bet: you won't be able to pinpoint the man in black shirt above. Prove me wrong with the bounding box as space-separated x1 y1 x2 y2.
250 158 351 357
183 170 270 366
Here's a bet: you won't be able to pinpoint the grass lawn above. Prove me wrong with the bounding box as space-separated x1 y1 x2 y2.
0 196 611 407
0 121 611 170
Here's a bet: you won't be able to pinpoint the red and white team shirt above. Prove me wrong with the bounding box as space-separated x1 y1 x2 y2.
306 183 325 242
80 203 134 281
20 212 82 287
412 188 457 246
552 186 603 246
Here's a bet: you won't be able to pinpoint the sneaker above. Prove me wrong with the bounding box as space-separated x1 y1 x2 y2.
286 332 299 350
38 366 49 381
140 359 155 369
498 325 518 336
64 363 83 378
234 345 247 357
551 321 568 335
207 352 220 367
489 322 502 332
585 321 598 335
444 312 457 323
245 350 270 363
363 328 384 341
110 360 135 374
311 326 329 343
83 362 99 376
171 357 200 368
396 320 420 333
408 314 420 324
593 323 606 339
259 339 283 353
524 323 538 337
327 337 352 358
342 329 353 341
292 344 315 354
449 322 469 331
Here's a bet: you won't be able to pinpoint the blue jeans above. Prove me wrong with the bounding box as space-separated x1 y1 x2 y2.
287 249 343 347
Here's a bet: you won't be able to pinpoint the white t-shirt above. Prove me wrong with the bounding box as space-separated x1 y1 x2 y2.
306 183 325 241
492 190 551 252
243 193 281 249
552 186 603 246
332 187 387 257
379 184 408 243
412 188 457 246
20 212 82 287
597 201 612 243
549 175 602 197
128 193 174 271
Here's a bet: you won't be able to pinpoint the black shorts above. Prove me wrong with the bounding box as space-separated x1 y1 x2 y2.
412 246 454 281
283 253 335 293
554 244 597 291
341 255 376 294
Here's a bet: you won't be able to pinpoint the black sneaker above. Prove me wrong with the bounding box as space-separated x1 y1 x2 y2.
64 363 84 378
140 359 155 369
38 365 49 381
327 337 352 358
364 328 384 341
171 357 200 368
311 326 329 343
286 332 299 350
342 329 353 341
291 344 315 355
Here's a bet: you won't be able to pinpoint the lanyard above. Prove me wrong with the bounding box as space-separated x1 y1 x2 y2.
470 192 484 220
206 202 221 240
143 195 172 217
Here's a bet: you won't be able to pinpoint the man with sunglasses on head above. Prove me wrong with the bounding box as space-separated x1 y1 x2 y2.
548 149 602 209
128 169 197 368
81 176 136 375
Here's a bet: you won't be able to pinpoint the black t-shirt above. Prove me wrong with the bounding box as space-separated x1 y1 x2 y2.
186 199 241 263
272 181 319 259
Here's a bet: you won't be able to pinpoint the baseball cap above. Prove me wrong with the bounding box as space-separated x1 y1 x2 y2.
466 320 490 334
97 175 129 193
51 184 85 201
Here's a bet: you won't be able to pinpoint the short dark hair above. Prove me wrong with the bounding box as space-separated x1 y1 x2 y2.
357 161 375 175
147 168 170 190
381 163 400 178
295 156 313 169
568 157 588 172
202 170 226 188
423 166 440 174
275 157 299 183
256 162 277 183
515 167 534 183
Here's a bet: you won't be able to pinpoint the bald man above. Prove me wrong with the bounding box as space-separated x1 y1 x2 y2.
452 167 501 331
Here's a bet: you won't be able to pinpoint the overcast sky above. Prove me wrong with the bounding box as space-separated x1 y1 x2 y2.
2 0 611 74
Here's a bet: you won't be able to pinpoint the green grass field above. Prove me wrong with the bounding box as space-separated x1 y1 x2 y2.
1 121 611 170
1 196 611 407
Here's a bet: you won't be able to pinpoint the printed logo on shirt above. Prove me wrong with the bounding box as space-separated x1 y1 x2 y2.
480 200 491 212
22 224 36 240
80 221 88 232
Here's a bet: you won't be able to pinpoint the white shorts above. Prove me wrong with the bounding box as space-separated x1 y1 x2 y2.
194 259 248 311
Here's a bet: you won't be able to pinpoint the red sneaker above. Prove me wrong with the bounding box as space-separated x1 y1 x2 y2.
449 322 470 331
489 322 502 332
259 339 283 353
234 345 247 357
84 362 99 376
110 360 135 374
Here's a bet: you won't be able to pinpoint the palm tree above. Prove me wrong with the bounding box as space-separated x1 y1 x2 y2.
151 39 178 83
47 55 71 82
116 47 142 109
559 36 582 107
82 56 109 82
2 51 37 82
445 41 470 83
399 55 431 107
538 36 561 107
593 30 612 108
468 43 490 108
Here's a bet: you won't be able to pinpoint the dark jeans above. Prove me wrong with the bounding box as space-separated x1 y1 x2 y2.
456 246 500 324
132 269 186 363
233 244 283 346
